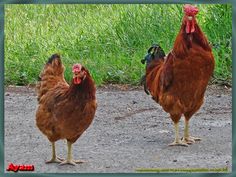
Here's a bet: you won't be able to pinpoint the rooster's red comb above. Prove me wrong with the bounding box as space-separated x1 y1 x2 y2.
72 63 82 73
184 4 199 16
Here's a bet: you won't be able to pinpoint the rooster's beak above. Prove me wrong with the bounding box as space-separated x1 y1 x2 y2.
187 16 193 20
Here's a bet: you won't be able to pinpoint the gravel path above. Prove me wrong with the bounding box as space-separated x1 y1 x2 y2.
4 85 232 173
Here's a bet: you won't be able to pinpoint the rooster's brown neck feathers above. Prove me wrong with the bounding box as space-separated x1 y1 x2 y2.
173 18 212 59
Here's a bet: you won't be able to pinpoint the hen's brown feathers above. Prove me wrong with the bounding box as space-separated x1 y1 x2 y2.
36 54 68 102
36 54 97 143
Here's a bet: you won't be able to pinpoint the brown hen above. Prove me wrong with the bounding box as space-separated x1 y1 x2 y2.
36 54 97 165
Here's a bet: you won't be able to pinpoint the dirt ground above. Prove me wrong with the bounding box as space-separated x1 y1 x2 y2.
4 85 232 173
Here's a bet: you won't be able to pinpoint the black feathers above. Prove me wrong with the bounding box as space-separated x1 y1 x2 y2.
141 44 165 95
141 44 166 67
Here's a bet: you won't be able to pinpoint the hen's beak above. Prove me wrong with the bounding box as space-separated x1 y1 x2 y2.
73 72 81 85
73 71 86 85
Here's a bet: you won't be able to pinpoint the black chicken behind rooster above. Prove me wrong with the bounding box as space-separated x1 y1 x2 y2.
140 44 166 95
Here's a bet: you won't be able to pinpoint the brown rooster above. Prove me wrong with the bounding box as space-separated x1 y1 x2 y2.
143 4 215 146
36 54 97 165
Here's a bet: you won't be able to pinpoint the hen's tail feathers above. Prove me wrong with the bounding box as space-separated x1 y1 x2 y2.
47 54 61 64
36 54 66 102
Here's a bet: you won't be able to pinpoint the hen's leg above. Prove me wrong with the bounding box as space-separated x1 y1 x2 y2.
168 122 188 147
46 142 64 163
182 119 201 144
59 141 85 166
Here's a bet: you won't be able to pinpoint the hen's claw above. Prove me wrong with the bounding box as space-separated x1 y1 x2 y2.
168 140 189 147
59 159 86 166
46 156 64 163
182 136 201 144
57 157 65 161
190 136 201 141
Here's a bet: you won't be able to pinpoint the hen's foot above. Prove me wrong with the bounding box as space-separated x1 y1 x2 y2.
182 136 201 144
46 156 64 163
168 140 189 147
59 159 86 166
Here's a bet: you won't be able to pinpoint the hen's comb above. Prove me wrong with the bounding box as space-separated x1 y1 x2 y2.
184 4 199 16
72 63 82 73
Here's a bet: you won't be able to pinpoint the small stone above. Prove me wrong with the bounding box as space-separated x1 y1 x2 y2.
159 130 169 134
173 159 177 162
208 128 211 130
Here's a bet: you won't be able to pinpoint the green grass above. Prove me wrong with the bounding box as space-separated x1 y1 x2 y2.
4 4 232 86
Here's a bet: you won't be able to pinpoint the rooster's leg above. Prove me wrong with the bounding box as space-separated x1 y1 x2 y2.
59 141 85 166
182 119 201 144
168 122 188 147
46 142 64 163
